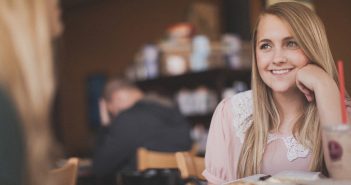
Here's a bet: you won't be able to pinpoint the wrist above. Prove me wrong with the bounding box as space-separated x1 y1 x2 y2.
315 77 342 125
314 75 338 95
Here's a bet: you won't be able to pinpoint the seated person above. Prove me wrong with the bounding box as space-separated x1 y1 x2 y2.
203 2 351 184
93 79 192 181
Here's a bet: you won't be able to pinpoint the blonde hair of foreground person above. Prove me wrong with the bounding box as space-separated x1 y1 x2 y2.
0 0 60 184
237 2 339 178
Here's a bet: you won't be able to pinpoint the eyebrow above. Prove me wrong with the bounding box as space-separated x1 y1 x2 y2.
257 36 295 44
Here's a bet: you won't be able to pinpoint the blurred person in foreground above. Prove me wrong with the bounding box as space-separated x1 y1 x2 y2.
0 0 63 184
93 79 192 181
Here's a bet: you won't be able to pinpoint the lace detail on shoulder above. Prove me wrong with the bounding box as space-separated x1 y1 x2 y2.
268 133 310 162
230 90 253 143
267 133 279 143
283 136 310 161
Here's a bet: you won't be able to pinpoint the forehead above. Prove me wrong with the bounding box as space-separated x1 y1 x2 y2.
256 14 293 41
110 88 129 98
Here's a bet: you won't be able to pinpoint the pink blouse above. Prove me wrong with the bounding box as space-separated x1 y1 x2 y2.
202 91 312 184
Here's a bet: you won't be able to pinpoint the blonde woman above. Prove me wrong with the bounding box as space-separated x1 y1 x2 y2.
203 2 350 184
0 0 62 185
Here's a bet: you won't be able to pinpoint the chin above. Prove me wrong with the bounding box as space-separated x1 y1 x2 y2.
267 83 295 93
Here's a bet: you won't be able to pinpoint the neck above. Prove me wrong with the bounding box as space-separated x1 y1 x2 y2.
272 89 305 135
134 91 144 103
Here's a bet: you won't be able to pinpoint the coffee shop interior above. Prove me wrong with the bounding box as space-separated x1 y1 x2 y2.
51 0 351 184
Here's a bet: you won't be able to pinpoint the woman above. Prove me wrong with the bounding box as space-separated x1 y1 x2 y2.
0 0 62 184
203 2 348 184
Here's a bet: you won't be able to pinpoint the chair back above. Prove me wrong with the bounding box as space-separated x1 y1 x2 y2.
49 157 79 185
137 147 178 171
175 152 205 180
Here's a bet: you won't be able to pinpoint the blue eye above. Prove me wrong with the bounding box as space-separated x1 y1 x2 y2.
287 41 298 48
260 43 271 50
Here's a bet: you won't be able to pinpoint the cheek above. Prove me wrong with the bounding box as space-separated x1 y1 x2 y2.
255 62 269 85
288 50 309 67
256 52 271 71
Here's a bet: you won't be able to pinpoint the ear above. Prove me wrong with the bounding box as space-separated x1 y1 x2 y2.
104 100 114 113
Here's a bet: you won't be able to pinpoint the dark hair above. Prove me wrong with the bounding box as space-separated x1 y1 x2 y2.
103 79 139 101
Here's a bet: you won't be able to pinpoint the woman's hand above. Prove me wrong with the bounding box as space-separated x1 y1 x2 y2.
296 63 342 126
295 64 333 102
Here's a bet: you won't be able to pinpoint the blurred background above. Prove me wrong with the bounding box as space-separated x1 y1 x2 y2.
54 0 351 159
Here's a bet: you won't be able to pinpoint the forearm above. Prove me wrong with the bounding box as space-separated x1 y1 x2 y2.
314 78 343 173
314 78 342 126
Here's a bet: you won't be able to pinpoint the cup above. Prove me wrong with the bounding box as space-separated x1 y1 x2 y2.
322 124 351 180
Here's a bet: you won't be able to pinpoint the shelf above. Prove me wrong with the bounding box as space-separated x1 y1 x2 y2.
134 67 251 127
135 68 251 93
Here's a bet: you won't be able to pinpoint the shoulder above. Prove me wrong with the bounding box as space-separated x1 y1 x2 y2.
116 101 151 118
215 90 253 114
229 90 253 121
211 90 253 134
121 100 170 118
229 90 253 111
204 91 253 183
114 100 178 124
228 90 253 143
218 90 253 125
130 100 182 117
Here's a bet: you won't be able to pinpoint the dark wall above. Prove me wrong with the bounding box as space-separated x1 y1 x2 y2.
222 0 252 40
58 0 220 155
315 0 351 93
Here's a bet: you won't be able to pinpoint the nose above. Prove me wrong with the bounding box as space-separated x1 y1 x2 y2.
272 49 287 65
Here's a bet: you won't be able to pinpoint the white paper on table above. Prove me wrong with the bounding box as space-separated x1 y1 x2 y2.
222 170 324 185
222 174 266 184
273 170 323 181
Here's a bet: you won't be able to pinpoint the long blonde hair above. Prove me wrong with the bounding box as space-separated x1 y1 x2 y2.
0 0 55 184
237 2 338 178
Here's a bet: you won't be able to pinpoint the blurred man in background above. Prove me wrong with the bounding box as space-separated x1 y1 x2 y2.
93 79 192 183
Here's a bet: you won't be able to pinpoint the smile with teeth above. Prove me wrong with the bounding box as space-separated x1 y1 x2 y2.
271 69 292 75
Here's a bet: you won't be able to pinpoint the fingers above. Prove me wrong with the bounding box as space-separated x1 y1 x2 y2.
296 81 314 102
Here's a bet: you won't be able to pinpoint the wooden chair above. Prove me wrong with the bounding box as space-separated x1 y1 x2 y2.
137 147 178 171
49 157 79 185
175 152 205 180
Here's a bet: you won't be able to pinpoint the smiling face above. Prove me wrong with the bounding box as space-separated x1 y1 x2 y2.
255 14 309 93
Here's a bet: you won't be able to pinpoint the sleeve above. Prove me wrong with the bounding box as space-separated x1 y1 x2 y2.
202 98 238 184
92 112 141 177
0 91 25 185
346 99 351 124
